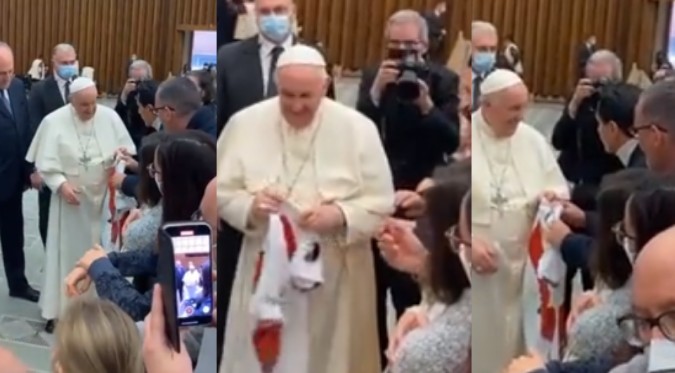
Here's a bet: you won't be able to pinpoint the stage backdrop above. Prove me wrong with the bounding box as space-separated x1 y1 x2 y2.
295 0 452 70
474 0 660 97
0 0 216 94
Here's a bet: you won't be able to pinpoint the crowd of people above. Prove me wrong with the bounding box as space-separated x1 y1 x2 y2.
471 20 675 373
0 34 217 371
215 0 466 372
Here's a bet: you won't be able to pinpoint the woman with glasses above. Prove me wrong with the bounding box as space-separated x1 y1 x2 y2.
377 160 471 372
61 131 215 327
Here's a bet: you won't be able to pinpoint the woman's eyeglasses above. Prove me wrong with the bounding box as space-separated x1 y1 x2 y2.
147 164 160 178
611 221 635 246
446 225 470 253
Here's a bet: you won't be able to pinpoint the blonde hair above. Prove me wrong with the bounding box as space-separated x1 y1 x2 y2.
54 298 144 373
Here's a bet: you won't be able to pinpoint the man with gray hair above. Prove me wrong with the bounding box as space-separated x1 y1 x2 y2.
634 79 675 174
551 49 628 210
115 58 155 149
356 8 458 369
154 76 216 137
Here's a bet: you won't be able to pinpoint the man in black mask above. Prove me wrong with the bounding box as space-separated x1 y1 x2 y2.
355 8 459 370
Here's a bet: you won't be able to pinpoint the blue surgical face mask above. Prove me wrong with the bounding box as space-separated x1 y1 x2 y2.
57 64 78 80
647 338 675 372
472 52 496 74
259 14 292 43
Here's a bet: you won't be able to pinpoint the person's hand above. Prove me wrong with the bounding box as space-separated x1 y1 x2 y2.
373 60 399 94
567 290 601 333
121 79 137 101
415 178 434 193
415 79 435 115
29 171 43 189
110 172 126 190
76 245 107 271
0 348 27 373
64 266 91 298
471 236 499 274
58 181 80 205
394 190 426 218
560 201 586 229
250 189 284 221
569 79 595 116
298 203 345 234
542 219 571 248
504 351 546 373
117 148 138 172
386 306 429 364
143 284 192 373
122 208 142 234
376 219 426 274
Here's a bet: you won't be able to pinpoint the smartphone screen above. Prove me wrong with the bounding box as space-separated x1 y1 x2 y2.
165 223 213 327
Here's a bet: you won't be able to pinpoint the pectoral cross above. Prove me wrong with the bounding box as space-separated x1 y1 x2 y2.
490 183 509 213
79 152 91 170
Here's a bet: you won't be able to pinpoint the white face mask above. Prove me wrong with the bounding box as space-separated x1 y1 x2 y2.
647 338 675 372
622 237 636 264
458 243 471 283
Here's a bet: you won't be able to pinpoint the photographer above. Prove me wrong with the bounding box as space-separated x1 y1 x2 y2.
551 50 625 209
116 59 155 149
355 9 459 369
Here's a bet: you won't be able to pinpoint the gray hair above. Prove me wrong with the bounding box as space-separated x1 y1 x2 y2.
640 80 675 134
589 49 623 81
53 43 76 56
156 77 202 116
129 59 153 79
472 21 498 41
386 10 429 44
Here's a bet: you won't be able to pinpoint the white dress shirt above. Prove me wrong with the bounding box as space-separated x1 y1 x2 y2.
615 139 638 167
259 35 293 96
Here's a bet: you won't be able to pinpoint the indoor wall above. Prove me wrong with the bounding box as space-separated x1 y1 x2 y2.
0 0 216 93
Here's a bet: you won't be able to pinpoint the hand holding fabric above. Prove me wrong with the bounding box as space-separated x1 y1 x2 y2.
250 189 284 222
58 181 80 205
376 219 426 274
542 219 571 248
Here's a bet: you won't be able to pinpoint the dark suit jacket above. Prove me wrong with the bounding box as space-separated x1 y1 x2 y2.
356 63 459 189
626 145 646 168
216 36 336 134
0 78 31 201
28 76 66 138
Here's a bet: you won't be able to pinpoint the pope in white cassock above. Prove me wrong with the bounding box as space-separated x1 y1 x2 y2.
471 69 567 372
26 77 135 322
217 45 395 373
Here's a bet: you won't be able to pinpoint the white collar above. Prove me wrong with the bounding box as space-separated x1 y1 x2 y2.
259 34 294 56
615 139 638 166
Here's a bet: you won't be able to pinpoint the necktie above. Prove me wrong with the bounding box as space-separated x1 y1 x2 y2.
266 46 285 97
472 75 483 112
2 90 12 117
65 81 71 103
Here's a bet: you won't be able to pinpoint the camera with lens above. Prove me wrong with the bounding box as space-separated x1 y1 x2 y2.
392 48 430 101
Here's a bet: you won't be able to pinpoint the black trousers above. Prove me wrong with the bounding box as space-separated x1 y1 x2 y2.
38 187 50 247
216 221 243 368
0 191 29 292
372 242 421 370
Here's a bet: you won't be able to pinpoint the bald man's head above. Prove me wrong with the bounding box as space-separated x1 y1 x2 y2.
632 226 675 340
0 43 14 90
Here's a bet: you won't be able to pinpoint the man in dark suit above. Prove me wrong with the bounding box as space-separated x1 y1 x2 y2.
0 43 40 302
215 0 335 362
27 43 79 249
356 10 459 369
596 82 647 169
470 21 500 112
